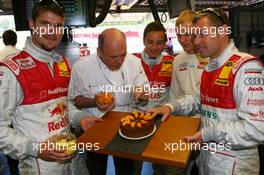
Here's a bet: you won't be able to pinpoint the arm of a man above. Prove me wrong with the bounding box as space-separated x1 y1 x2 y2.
202 60 264 148
0 66 38 159
67 61 102 131
68 62 96 109
148 56 200 120
165 54 200 116
169 55 185 102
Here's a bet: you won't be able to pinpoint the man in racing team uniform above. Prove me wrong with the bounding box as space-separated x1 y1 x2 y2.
133 22 174 175
133 22 173 111
0 1 98 174
149 8 264 174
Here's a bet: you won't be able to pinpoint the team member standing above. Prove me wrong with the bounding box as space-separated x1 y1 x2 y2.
168 10 208 175
0 1 97 174
133 22 174 175
133 21 173 112
68 28 149 175
150 8 264 174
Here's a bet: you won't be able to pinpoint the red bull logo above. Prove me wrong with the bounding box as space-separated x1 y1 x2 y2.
48 116 69 132
49 102 66 117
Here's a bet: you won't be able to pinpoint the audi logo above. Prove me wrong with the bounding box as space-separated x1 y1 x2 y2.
244 77 264 85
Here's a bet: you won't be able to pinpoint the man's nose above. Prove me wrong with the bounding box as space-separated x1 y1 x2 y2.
151 43 159 49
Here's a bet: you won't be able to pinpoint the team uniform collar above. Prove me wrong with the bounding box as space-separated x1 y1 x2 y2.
142 50 163 66
24 37 62 63
205 40 238 72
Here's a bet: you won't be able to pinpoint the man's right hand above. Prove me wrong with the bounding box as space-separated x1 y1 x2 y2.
147 105 172 122
37 140 72 161
95 92 115 111
96 101 115 111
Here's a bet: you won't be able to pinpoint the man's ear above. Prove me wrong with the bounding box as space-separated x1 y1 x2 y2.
97 47 102 57
28 18 34 30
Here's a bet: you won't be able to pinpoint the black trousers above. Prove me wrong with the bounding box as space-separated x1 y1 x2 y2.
86 151 134 175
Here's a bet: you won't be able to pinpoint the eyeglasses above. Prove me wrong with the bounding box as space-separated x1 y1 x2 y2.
199 8 228 25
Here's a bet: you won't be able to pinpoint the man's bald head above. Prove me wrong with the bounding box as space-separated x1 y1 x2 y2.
98 28 126 52
97 28 127 71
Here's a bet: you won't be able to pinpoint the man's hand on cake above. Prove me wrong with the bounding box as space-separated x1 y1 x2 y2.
80 116 103 131
147 105 172 122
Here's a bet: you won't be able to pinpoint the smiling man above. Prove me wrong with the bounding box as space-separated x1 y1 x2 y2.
132 21 174 175
133 22 174 112
0 1 97 174
150 8 264 174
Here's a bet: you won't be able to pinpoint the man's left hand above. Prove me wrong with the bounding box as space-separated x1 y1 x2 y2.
184 131 204 143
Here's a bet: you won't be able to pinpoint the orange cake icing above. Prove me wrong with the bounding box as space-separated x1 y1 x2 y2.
120 111 155 138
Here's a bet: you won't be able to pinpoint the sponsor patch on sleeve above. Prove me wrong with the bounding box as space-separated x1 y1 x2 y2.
2 59 20 75
244 68 262 74
232 56 254 74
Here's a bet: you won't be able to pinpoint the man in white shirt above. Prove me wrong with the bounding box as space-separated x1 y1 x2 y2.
0 30 20 60
68 28 149 175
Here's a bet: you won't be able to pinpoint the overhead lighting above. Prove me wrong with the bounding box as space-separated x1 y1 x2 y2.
110 0 138 10
0 10 4 13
